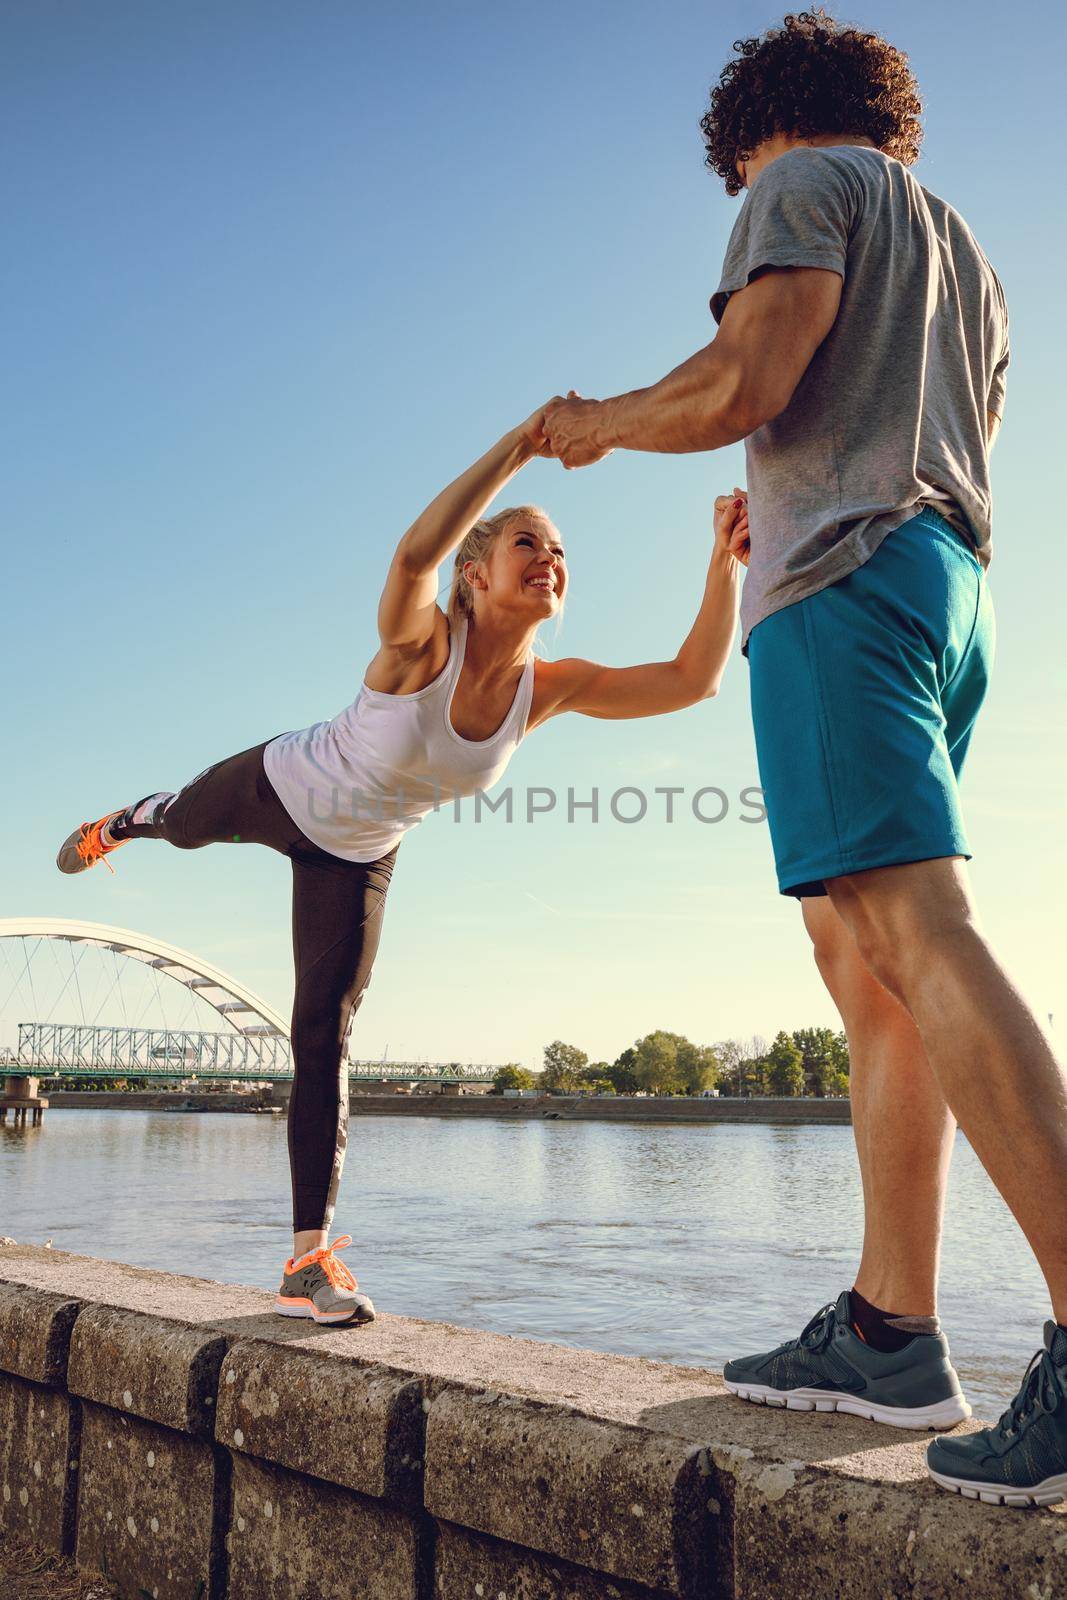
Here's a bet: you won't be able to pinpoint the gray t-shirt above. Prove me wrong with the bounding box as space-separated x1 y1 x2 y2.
710 144 1009 647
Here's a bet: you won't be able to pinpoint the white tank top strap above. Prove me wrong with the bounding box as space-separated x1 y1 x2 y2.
445 613 465 688
516 646 536 739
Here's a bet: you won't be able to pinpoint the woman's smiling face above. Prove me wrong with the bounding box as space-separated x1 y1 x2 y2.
480 515 567 615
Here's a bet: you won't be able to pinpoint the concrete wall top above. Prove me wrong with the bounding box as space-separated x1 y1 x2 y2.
0 1241 1064 1598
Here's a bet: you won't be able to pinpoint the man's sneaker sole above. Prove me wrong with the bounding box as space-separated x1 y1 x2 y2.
274 1292 375 1326
928 1465 1067 1508
724 1378 971 1430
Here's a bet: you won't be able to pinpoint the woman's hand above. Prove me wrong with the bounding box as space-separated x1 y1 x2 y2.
513 399 566 461
714 487 750 567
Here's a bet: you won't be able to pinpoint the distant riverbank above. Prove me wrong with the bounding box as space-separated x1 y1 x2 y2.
354 1093 852 1124
44 1089 851 1124
45 1090 282 1114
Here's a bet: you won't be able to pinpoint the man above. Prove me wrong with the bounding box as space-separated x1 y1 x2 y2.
544 12 1067 1507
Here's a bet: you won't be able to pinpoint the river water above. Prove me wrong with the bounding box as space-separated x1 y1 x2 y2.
1 1110 1048 1419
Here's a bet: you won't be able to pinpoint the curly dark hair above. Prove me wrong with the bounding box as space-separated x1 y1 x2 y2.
701 10 923 195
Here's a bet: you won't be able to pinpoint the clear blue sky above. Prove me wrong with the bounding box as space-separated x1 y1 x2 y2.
4 1 1063 1070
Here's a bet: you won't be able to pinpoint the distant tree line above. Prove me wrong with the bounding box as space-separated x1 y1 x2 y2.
493 1027 850 1099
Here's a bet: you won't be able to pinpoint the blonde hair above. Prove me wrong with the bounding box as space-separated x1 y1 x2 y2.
446 505 564 640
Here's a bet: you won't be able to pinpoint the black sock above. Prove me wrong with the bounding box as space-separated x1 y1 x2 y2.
849 1287 939 1353
106 808 133 839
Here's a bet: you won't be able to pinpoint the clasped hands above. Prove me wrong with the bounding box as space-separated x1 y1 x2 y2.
517 394 750 566
519 391 616 471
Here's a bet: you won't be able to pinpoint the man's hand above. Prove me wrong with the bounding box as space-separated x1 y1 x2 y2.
543 390 615 469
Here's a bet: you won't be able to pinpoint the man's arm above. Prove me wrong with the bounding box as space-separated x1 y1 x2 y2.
544 266 843 464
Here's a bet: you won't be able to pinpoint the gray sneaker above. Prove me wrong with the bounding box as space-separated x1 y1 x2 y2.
56 810 128 874
927 1322 1067 1507
274 1234 375 1326
723 1290 971 1430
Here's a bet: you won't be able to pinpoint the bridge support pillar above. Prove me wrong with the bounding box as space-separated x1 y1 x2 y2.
269 1080 294 1110
0 1075 48 1127
4 1075 39 1099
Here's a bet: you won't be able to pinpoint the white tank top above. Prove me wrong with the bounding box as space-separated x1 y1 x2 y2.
263 617 536 862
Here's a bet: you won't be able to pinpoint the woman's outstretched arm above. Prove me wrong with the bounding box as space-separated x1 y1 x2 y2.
376 405 556 653
537 492 747 721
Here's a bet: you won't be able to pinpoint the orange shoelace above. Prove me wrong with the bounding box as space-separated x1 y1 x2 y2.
75 817 122 875
308 1235 359 1292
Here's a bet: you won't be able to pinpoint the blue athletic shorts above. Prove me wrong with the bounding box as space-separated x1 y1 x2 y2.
747 506 995 898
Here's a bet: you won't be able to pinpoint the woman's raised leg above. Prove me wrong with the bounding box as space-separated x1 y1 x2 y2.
56 738 303 871
113 740 303 852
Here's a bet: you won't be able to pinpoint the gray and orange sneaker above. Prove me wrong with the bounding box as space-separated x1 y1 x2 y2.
275 1235 375 1326
56 810 128 875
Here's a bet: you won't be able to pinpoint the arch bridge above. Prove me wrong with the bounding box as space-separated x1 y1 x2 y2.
0 919 499 1085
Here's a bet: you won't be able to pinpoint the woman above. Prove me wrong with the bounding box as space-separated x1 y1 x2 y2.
56 400 748 1325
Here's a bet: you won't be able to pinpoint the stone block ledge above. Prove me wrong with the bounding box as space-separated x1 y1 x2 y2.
0 1241 1062 1599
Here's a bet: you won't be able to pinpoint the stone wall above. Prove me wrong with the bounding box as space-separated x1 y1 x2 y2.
45 1090 852 1124
0 1243 1060 1598
46 1090 279 1112
341 1095 852 1125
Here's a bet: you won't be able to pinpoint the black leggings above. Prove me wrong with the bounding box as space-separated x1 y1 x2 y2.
122 738 399 1232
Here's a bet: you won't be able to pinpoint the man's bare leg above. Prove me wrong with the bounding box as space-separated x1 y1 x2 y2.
802 897 956 1316
722 895 971 1425
825 855 1067 1321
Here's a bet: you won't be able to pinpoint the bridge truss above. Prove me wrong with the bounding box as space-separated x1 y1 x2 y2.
16 1022 495 1083
1 920 500 1083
